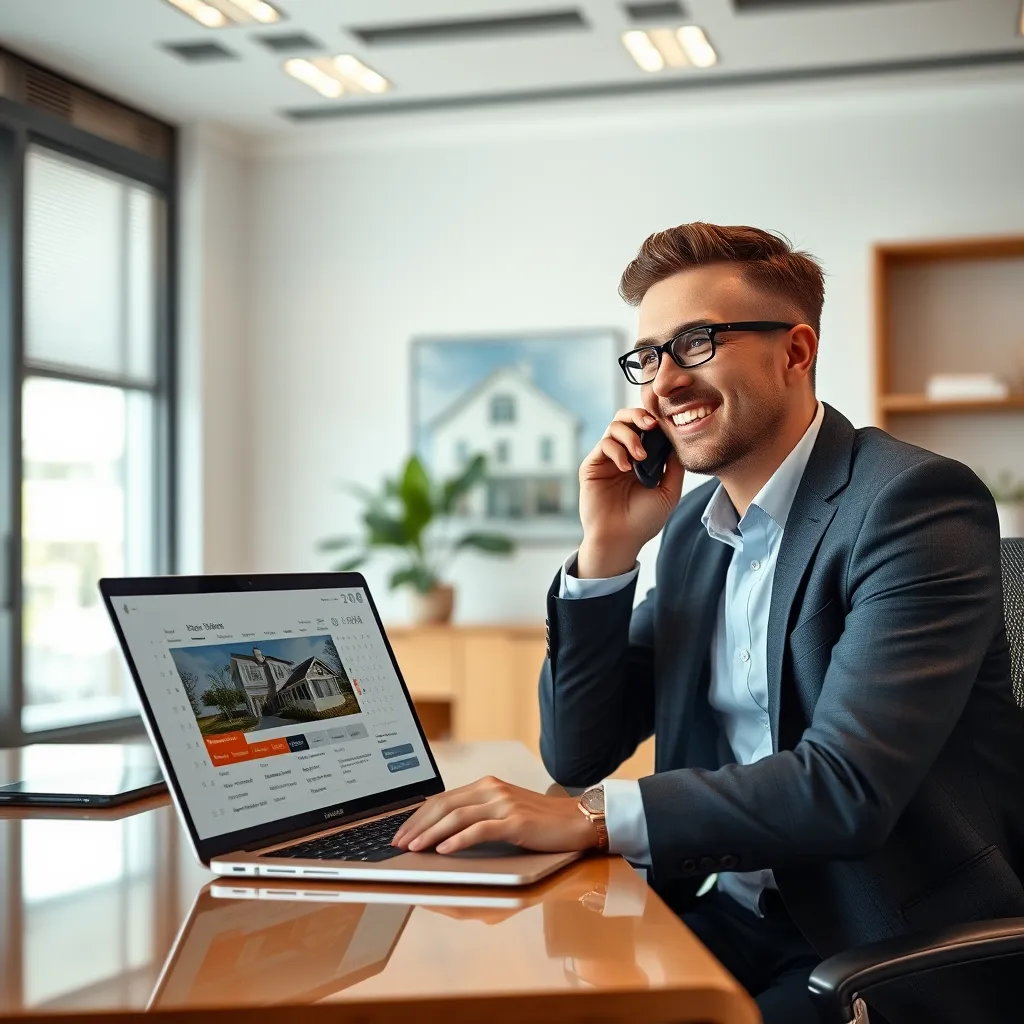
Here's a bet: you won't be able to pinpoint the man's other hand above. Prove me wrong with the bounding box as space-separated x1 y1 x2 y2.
391 776 600 855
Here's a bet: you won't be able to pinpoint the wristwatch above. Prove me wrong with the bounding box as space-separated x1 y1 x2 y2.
577 785 609 852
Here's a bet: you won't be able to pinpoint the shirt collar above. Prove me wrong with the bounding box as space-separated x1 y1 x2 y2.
701 401 825 542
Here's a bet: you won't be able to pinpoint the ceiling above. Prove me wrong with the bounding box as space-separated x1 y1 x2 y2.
0 0 1022 135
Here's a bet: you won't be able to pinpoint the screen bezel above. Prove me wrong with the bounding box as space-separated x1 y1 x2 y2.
99 572 445 864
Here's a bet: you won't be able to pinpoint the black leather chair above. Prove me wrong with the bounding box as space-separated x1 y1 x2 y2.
807 537 1024 1024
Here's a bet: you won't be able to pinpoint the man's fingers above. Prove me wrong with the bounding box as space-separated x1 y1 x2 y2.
603 407 657 437
435 819 511 855
406 802 503 852
394 778 506 846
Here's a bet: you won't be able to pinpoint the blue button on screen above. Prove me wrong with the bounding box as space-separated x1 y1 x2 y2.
381 743 415 759
386 757 420 773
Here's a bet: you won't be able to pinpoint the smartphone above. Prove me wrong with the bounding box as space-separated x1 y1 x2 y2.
633 425 673 489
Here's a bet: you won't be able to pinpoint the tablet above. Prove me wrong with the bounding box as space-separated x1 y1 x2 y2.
0 742 166 807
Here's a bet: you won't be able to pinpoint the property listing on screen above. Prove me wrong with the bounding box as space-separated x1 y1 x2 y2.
111 587 437 840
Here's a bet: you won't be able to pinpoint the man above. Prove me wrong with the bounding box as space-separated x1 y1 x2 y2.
394 223 1024 1022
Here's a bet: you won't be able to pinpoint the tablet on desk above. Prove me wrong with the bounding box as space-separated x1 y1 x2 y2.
0 742 166 807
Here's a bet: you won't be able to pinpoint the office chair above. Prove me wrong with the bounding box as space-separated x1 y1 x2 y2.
808 537 1024 1024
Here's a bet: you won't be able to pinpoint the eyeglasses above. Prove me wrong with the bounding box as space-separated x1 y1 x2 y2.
617 321 795 385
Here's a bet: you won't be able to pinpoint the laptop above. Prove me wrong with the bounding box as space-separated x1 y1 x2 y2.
99 571 581 885
0 741 165 807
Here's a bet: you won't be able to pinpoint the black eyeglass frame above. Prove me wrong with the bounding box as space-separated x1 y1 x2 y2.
617 321 796 384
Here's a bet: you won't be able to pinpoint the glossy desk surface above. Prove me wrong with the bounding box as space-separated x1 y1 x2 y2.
0 741 758 1024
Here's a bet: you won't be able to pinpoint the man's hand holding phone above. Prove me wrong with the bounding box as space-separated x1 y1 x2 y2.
576 408 684 579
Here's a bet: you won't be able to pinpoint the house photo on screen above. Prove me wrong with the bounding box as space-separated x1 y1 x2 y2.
168 635 362 740
411 330 624 542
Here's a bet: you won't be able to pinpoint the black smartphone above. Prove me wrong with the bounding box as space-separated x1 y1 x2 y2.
633 425 673 489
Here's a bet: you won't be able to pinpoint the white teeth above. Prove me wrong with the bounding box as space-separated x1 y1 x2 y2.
671 405 714 426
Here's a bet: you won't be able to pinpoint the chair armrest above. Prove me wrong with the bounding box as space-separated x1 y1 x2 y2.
808 918 1024 1024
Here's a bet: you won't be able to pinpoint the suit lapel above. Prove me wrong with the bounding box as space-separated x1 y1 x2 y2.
766 405 856 747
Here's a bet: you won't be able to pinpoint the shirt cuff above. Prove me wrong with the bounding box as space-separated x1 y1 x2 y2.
602 778 651 866
559 552 639 600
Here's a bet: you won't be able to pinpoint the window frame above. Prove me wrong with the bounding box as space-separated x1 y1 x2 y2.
0 78 177 745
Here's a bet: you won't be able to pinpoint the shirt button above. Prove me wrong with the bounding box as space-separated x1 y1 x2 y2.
750 559 761 571
739 649 750 663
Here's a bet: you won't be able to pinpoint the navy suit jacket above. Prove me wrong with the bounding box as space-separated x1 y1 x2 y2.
540 404 1024 967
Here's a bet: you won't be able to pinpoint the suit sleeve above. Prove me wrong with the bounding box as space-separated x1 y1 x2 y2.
638 458 1004 885
539 564 657 789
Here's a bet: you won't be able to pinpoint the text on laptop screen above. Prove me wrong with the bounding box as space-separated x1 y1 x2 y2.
112 587 437 840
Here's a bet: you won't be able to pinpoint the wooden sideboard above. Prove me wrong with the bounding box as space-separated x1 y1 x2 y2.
386 625 654 780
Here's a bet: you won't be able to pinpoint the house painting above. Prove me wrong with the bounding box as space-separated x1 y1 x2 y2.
429 365 581 519
229 648 351 717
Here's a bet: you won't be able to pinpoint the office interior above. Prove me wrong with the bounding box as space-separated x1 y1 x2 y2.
0 0 1022 1019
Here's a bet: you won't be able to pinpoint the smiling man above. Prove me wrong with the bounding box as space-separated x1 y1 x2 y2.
393 223 1024 1023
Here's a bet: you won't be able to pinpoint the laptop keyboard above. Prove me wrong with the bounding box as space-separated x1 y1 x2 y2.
265 808 417 863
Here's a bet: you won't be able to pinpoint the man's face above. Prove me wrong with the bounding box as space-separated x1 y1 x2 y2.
635 264 799 476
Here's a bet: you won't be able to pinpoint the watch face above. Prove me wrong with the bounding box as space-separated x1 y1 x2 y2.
582 787 605 814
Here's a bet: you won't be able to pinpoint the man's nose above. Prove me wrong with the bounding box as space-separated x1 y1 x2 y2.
650 353 695 399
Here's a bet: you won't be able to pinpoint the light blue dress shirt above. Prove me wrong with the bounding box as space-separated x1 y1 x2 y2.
559 402 824 916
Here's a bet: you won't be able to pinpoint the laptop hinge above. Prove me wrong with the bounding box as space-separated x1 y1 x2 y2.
239 795 422 852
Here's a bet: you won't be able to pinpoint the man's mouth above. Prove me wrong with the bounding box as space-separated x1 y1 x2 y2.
667 401 720 431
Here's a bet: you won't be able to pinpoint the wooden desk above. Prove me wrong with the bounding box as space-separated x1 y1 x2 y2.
0 742 757 1024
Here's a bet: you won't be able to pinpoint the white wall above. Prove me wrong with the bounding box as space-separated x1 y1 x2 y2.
177 125 252 575
238 70 1024 624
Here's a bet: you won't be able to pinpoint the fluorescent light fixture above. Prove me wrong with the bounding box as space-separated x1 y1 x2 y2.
622 30 665 73
647 27 689 68
623 25 717 72
163 0 227 27
677 25 718 68
284 56 393 99
163 0 282 27
333 55 391 94
284 58 343 98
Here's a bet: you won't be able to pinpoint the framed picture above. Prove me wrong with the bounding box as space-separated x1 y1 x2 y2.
411 329 625 543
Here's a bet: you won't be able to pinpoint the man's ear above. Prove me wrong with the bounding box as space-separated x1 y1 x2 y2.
785 324 818 382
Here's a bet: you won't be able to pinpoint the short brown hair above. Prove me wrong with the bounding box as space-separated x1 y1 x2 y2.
618 222 824 337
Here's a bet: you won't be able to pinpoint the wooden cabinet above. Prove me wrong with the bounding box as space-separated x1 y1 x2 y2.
386 625 654 781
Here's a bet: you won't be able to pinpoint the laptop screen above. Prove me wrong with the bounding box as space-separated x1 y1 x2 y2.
107 579 439 849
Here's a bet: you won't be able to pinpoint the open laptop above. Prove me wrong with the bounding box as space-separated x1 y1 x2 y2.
99 571 580 885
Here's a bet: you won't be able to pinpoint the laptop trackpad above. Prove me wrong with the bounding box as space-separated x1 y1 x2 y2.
447 841 528 859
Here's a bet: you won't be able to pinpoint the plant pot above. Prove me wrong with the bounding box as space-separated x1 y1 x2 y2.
409 583 455 625
995 501 1024 539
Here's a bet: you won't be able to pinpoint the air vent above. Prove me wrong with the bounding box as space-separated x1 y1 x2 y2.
162 40 239 62
24 66 73 119
255 31 324 52
623 1 688 21
0 50 172 162
350 9 587 46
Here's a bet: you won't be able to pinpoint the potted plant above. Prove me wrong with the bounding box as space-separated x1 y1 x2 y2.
986 470 1024 539
318 454 515 624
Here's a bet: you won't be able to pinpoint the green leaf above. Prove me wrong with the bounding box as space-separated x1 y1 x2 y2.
332 555 368 572
316 536 357 552
399 456 434 543
441 454 487 513
338 481 384 506
389 565 437 594
453 532 515 555
363 508 408 547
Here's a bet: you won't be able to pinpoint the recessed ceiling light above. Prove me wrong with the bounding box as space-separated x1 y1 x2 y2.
622 30 665 73
284 56 392 99
162 0 282 27
622 25 716 72
677 25 717 68
284 59 344 98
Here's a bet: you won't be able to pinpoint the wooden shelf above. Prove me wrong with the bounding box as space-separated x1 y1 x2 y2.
881 394 1024 415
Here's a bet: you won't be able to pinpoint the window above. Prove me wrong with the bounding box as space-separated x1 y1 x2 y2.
539 436 554 463
455 439 469 465
0 66 175 745
18 147 168 733
495 439 510 464
490 394 516 423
